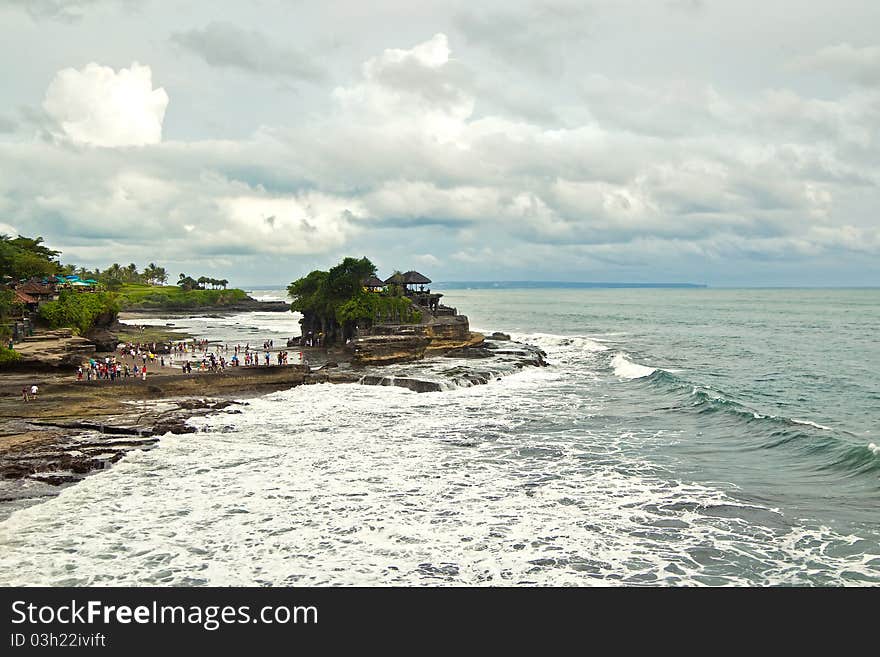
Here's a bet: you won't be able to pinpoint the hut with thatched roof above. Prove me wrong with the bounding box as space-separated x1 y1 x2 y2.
362 275 386 291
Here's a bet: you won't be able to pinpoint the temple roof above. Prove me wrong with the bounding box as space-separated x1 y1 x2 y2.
17 281 54 295
362 275 386 288
14 290 36 304
402 271 431 285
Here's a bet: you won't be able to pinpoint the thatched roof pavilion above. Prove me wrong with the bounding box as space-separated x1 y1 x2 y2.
363 275 386 289
402 271 431 285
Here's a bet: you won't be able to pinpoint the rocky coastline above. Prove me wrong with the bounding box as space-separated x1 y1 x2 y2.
0 329 547 511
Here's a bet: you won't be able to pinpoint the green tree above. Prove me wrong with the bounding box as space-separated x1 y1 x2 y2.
0 234 61 280
38 291 120 335
288 257 381 344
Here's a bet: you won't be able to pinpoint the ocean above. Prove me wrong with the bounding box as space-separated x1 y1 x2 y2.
0 287 877 585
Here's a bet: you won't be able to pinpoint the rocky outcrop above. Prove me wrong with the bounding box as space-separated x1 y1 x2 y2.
83 310 120 352
6 330 96 371
84 327 117 352
366 314 471 341
350 335 430 365
358 375 444 393
443 347 493 358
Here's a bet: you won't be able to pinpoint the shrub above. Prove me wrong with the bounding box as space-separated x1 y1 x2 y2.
38 291 120 335
0 346 21 365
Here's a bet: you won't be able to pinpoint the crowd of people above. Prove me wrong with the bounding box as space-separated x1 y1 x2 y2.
72 338 303 382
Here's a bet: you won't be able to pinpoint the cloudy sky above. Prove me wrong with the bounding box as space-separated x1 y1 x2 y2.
1 0 878 286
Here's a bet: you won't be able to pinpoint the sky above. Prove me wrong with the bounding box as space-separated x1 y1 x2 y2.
0 0 878 286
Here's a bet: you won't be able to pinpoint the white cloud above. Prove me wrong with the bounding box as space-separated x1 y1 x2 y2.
332 33 474 145
789 43 880 85
2 25 880 283
219 193 364 254
43 62 168 147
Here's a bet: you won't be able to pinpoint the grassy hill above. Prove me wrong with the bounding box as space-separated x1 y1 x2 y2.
117 284 250 310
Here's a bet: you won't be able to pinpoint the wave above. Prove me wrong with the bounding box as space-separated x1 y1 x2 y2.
507 332 609 354
610 353 657 380
637 369 880 478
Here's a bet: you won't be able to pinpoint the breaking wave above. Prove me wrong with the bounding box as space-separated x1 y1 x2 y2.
634 369 880 479
610 353 657 379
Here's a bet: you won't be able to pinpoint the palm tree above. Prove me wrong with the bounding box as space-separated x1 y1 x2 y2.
219 278 228 290
143 262 158 285
105 263 123 282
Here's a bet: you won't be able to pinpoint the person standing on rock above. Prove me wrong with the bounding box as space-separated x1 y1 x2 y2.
21 386 29 402
30 384 38 400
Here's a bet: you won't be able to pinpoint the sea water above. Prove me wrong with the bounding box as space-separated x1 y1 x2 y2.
0 287 877 585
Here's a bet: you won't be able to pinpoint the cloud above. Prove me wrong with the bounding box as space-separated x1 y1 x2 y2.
332 33 473 145
42 62 168 147
2 30 880 283
0 116 16 133
169 21 324 82
789 43 880 85
219 193 363 254
1 0 137 22
454 2 592 75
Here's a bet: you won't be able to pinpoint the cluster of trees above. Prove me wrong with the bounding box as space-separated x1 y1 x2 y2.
2 233 236 295
1 235 62 340
177 274 229 291
288 257 419 345
38 291 120 336
90 262 169 288
0 235 61 281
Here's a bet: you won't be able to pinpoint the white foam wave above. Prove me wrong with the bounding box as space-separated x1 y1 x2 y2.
610 353 657 380
791 418 834 432
0 367 876 586
509 332 609 353
868 443 880 456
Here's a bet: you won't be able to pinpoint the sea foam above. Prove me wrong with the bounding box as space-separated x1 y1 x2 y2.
610 353 657 379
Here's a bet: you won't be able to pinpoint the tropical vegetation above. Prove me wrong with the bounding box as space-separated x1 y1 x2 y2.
38 291 120 335
1 232 246 337
288 257 420 345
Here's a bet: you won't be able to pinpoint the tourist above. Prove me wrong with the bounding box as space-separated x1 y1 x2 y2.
21 386 29 402
30 384 38 400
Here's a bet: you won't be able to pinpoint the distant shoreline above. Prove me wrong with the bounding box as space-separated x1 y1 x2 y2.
434 281 708 289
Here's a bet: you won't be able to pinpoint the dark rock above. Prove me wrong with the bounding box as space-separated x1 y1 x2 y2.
359 375 443 393
31 474 81 486
1 463 36 479
152 419 197 435
443 347 493 359
177 398 238 410
485 332 511 341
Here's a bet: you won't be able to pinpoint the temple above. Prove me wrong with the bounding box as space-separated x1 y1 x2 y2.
355 270 470 341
